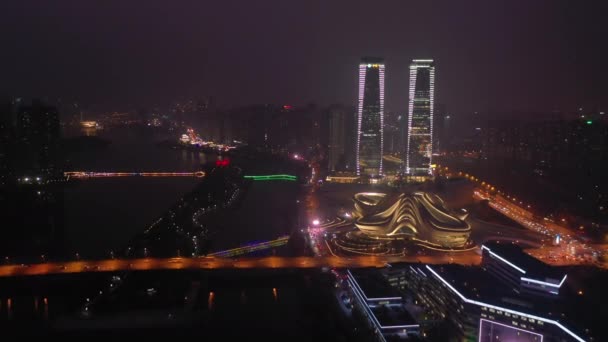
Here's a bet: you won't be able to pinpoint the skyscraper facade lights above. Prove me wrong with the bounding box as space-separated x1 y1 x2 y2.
406 59 435 176
356 57 385 176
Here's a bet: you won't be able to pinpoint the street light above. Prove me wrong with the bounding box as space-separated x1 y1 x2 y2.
312 219 320 226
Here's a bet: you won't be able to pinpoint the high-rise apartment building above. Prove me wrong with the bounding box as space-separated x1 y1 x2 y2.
328 106 346 172
16 100 61 178
0 99 17 187
356 57 385 176
405 59 435 176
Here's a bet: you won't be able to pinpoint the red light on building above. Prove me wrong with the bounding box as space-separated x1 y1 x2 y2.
215 159 230 167
283 105 292 110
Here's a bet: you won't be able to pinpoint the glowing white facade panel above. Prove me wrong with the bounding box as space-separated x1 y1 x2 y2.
356 58 385 176
406 59 435 176
479 318 544 342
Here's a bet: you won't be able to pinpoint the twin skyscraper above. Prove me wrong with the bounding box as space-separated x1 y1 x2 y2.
356 57 435 178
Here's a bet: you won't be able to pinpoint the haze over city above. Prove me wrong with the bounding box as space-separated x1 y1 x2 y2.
0 1 607 341
1 1 607 112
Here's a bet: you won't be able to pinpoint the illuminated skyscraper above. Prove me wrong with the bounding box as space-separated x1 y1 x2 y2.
406 59 435 176
356 57 385 176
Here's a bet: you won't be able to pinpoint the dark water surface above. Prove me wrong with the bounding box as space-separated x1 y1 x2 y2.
63 129 300 258
64 177 200 257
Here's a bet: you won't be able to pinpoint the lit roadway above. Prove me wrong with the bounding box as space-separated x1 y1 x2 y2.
0 254 481 278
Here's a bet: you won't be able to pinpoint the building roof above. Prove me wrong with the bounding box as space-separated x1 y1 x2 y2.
425 264 586 342
347 269 418 330
371 303 418 327
349 268 402 301
428 264 536 310
483 242 566 284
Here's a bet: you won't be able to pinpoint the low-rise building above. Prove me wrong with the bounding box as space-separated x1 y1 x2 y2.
481 242 568 297
346 269 420 341
394 264 588 342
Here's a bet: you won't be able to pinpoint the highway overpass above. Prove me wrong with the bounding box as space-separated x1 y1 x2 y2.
0 254 482 278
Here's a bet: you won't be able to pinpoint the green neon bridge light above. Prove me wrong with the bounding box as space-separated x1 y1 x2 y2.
243 174 297 181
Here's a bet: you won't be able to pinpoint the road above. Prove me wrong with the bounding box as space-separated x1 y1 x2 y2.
468 217 545 248
474 188 605 268
0 254 482 278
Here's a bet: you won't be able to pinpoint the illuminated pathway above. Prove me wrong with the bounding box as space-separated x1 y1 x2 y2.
65 172 297 181
209 236 290 257
0 254 481 277
65 171 206 179
243 174 297 181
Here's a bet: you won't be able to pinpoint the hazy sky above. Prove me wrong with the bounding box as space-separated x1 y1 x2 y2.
1 0 606 113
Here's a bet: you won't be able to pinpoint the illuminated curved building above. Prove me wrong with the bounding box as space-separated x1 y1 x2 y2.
352 192 470 248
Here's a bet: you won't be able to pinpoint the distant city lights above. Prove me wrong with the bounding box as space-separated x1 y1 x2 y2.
18 176 45 184
80 121 99 128
179 127 237 151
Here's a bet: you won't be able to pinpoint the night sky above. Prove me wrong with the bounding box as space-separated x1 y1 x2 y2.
1 0 607 113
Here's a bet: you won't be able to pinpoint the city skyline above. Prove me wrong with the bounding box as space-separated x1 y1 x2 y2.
1 2 607 341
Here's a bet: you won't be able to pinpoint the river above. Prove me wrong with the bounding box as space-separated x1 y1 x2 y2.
62 127 300 258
